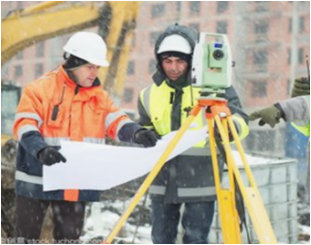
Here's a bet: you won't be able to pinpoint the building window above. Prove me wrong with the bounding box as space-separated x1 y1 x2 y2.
123 88 134 103
253 50 267 64
254 21 269 34
14 65 23 77
217 1 229 13
298 48 304 64
16 52 23 60
176 2 181 13
288 18 292 33
150 31 161 45
35 63 43 77
287 79 291 95
127 61 135 75
189 23 200 32
17 1 23 8
253 50 268 72
216 21 227 34
151 4 165 18
251 81 267 97
190 1 200 14
287 48 291 65
50 36 63 57
299 16 305 33
36 42 44 57
254 1 268 12
149 59 157 74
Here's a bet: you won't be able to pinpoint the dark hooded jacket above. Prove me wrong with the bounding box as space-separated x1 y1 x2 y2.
137 24 248 203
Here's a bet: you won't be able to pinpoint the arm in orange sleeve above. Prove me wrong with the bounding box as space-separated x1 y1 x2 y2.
13 84 48 158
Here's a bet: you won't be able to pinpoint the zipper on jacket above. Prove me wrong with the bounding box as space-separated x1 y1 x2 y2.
51 83 66 121
170 92 174 104
75 85 80 95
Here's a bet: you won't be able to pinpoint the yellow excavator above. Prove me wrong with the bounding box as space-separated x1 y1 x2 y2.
1 1 140 239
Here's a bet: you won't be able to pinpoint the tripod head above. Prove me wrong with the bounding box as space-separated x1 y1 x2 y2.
191 32 233 98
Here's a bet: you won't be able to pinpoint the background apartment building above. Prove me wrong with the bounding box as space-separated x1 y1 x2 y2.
2 1 310 180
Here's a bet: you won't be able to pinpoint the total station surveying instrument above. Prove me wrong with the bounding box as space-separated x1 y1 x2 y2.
104 33 278 244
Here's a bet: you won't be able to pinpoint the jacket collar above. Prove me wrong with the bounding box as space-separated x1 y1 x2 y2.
152 70 166 86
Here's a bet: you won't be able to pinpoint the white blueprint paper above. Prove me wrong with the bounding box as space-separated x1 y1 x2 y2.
43 126 208 191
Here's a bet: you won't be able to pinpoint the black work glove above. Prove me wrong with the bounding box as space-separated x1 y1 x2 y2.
291 77 310 97
37 146 67 166
248 103 285 128
133 129 159 147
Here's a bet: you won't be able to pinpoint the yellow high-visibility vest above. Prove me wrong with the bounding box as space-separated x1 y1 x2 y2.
140 82 207 147
140 82 249 148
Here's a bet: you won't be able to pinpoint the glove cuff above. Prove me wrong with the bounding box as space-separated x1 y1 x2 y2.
133 128 147 141
37 146 49 159
274 103 285 120
118 123 144 143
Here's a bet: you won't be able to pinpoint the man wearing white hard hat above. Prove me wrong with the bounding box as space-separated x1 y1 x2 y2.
13 31 158 243
137 24 249 243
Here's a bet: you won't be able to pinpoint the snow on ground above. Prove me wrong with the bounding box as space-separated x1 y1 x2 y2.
81 200 152 244
81 199 310 244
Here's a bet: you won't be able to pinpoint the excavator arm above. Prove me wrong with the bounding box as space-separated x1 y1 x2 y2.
1 1 140 95
2 2 98 64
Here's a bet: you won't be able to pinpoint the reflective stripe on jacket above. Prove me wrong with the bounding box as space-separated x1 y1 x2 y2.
138 80 249 203
279 95 310 136
13 66 133 202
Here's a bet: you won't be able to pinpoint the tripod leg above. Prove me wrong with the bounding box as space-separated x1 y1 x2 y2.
227 117 258 189
214 115 277 243
208 118 242 244
220 119 240 217
104 105 201 243
226 117 278 244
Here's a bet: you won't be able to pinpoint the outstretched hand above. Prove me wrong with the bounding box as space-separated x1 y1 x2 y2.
248 104 284 128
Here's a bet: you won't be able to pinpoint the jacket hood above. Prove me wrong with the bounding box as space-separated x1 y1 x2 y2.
153 24 198 85
154 24 198 57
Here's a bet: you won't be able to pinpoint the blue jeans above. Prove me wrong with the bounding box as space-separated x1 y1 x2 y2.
151 200 215 244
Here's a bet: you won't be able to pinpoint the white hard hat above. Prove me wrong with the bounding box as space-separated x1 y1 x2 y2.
63 32 109 67
157 34 192 54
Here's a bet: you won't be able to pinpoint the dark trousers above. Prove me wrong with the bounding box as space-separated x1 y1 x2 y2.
151 200 215 244
14 195 85 244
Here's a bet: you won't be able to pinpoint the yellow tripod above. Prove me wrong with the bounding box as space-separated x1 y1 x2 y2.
104 97 277 244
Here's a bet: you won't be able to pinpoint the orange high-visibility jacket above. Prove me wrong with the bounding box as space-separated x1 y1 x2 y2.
13 66 138 201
